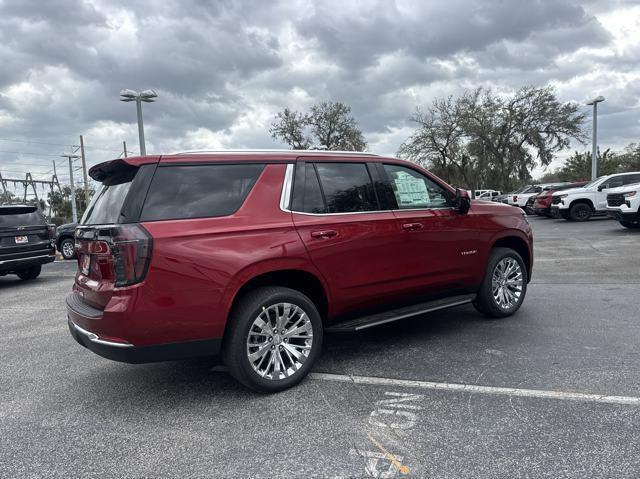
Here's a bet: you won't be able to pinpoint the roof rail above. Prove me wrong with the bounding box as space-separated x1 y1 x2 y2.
167 149 379 157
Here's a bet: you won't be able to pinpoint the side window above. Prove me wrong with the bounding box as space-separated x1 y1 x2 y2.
140 163 264 221
291 163 326 214
382 164 451 209
623 174 640 185
314 163 379 213
605 176 624 189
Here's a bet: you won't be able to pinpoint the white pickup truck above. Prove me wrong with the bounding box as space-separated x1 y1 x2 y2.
550 171 640 221
606 182 640 228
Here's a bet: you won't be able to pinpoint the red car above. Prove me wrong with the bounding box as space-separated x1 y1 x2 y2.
66 151 533 392
533 181 588 216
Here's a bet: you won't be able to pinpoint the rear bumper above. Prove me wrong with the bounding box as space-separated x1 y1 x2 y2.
66 292 222 364
0 251 55 273
68 319 222 363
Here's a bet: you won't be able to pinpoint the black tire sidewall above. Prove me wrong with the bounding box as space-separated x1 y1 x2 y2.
17 265 41 280
475 248 527 318
223 287 323 393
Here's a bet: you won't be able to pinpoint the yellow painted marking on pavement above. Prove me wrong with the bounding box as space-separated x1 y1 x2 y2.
367 432 410 475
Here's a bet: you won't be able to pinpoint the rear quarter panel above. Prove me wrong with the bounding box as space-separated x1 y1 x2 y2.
137 163 312 343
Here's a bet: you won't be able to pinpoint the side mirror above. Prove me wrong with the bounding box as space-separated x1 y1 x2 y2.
454 188 471 214
597 185 605 192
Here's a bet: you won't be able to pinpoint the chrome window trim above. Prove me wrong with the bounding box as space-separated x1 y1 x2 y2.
279 163 295 211
279 161 457 216
72 322 134 348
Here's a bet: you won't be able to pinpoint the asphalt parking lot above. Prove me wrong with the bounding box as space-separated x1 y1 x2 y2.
1 216 639 478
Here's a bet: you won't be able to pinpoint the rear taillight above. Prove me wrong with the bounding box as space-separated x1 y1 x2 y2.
110 224 152 287
47 224 56 241
76 224 152 287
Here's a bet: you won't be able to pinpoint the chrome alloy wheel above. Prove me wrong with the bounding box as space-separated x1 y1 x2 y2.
62 240 75 258
246 302 313 380
491 257 524 310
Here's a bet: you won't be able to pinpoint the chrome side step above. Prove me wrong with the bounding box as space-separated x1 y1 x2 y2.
325 294 476 333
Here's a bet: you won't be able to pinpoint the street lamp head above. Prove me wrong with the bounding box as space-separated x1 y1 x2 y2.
586 95 605 105
120 89 138 102
139 89 158 102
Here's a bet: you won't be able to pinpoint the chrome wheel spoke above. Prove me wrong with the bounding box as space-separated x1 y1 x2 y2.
491 257 523 310
246 301 313 380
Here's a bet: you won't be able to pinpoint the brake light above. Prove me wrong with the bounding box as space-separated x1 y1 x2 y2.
110 224 153 287
75 224 152 287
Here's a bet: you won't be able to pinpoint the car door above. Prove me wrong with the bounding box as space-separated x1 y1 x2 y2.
595 175 626 210
378 162 480 294
289 160 405 313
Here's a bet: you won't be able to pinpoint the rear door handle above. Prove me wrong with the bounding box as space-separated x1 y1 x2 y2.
402 223 424 231
310 230 338 239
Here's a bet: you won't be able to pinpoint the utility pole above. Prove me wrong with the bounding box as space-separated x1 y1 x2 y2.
80 135 89 205
586 96 605 180
123 140 128 158
61 153 80 223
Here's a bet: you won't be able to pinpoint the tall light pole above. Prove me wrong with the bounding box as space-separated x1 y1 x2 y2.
586 95 605 180
119 89 158 156
61 153 81 223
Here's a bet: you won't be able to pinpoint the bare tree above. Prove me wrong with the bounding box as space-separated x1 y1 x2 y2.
270 102 367 151
399 86 587 191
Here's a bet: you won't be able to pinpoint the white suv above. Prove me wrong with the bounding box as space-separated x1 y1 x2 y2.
606 182 640 229
550 172 640 221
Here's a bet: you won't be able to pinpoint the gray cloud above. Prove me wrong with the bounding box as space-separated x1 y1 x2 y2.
0 0 637 186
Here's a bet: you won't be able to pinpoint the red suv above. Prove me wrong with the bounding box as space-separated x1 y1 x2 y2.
533 181 588 216
66 151 533 392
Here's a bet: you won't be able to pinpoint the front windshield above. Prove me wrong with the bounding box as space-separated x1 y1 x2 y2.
582 176 605 189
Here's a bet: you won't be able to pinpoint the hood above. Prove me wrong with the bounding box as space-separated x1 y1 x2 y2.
552 186 588 196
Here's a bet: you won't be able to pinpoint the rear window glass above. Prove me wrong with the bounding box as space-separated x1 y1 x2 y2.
0 208 46 228
140 164 264 221
82 182 133 225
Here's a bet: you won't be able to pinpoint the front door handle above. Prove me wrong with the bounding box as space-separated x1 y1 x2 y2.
402 222 424 231
311 230 338 239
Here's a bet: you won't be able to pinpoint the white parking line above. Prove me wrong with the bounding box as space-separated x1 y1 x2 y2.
310 372 640 406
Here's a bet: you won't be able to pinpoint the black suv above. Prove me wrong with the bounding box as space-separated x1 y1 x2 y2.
0 205 56 280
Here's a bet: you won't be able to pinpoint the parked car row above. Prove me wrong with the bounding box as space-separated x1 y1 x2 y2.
549 172 640 222
472 172 640 229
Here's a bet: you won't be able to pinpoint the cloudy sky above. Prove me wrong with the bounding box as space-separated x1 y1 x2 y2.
0 0 639 189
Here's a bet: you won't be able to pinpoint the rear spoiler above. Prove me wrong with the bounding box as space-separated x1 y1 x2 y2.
89 157 160 185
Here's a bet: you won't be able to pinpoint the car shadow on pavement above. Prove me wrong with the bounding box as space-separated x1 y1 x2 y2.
70 304 495 407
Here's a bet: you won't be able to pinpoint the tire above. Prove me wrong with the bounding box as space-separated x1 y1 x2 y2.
16 265 41 281
620 221 640 229
569 202 593 222
59 238 76 260
473 247 527 318
222 286 323 393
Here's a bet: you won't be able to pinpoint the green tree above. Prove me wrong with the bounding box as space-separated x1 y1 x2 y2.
47 186 94 223
399 86 587 191
271 101 367 151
